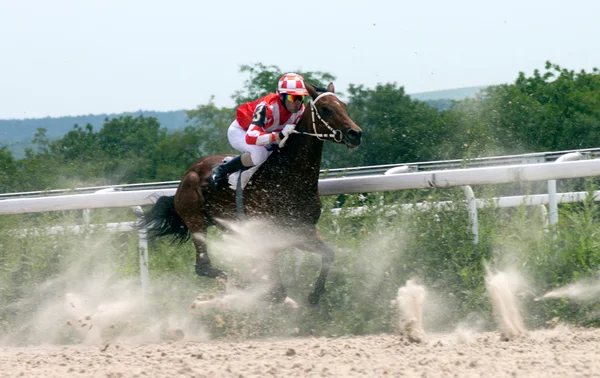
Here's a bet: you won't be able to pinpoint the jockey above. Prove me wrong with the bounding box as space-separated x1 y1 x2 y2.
210 73 309 189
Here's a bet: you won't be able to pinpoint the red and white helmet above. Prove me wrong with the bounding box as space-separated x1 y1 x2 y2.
277 73 309 95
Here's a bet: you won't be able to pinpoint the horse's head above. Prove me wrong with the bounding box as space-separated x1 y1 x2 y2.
299 83 362 148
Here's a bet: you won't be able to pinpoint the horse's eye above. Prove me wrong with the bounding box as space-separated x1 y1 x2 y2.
321 106 333 116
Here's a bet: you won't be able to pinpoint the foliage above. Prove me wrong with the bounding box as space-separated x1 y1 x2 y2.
2 110 189 160
183 98 236 159
0 146 18 192
327 83 452 168
463 62 600 154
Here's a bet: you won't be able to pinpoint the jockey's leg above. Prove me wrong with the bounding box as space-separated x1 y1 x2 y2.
210 153 247 189
228 121 271 166
211 124 271 189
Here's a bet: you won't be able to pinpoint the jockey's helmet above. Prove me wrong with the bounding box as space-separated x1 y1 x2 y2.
277 73 309 96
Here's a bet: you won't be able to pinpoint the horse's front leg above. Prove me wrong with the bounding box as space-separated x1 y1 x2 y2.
298 231 334 305
309 242 334 305
263 255 287 303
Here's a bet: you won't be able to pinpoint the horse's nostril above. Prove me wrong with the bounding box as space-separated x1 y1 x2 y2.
347 129 362 142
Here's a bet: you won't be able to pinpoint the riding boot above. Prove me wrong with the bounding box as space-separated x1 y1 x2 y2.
210 155 245 189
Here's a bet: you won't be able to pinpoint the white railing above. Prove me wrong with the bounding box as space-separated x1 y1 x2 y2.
2 146 599 201
3 159 600 215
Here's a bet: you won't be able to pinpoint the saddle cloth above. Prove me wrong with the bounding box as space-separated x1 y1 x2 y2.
224 145 274 190
228 165 260 190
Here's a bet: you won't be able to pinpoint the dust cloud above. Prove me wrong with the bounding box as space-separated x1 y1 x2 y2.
484 268 527 340
540 276 600 301
0 235 208 347
395 279 426 343
394 268 531 344
197 219 305 309
0 219 313 347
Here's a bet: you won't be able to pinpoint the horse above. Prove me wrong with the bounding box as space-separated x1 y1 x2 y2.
137 82 362 305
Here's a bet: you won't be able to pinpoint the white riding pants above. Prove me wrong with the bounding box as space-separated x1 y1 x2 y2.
227 120 272 166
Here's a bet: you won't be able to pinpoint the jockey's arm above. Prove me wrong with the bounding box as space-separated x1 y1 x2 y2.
246 124 280 146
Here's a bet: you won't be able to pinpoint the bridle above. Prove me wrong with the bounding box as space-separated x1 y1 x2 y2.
303 92 344 143
279 92 343 147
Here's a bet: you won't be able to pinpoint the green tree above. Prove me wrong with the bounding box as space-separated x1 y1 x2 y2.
97 115 166 183
467 61 600 154
16 128 63 191
47 124 106 184
55 124 99 161
329 83 446 168
184 98 236 157
436 96 500 159
0 146 18 192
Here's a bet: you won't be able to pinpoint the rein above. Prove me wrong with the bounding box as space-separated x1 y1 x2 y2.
279 92 342 147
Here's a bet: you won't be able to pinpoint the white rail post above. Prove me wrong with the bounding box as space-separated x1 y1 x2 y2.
82 209 90 225
132 206 149 295
462 186 479 244
548 152 582 226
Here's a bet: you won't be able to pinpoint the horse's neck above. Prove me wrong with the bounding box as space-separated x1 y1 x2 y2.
259 123 323 190
287 133 324 174
252 107 324 192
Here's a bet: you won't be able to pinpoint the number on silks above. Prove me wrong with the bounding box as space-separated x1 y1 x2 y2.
252 104 266 126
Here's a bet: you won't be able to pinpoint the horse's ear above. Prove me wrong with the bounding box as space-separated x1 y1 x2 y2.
306 83 318 99
326 82 335 93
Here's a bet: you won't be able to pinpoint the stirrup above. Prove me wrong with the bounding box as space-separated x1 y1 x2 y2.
210 167 227 189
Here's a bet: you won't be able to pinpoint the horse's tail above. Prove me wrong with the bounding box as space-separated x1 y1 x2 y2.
135 196 190 244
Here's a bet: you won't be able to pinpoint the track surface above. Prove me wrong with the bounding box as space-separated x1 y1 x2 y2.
1 327 599 377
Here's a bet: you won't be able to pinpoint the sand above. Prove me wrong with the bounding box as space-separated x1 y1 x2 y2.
1 327 600 378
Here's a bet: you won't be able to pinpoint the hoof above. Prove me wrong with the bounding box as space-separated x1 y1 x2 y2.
284 297 300 310
195 264 228 280
308 292 321 305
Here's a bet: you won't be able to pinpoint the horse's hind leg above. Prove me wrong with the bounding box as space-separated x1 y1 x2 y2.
192 233 227 279
175 171 227 280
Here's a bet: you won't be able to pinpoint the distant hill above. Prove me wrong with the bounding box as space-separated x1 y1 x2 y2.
0 110 189 158
409 86 486 102
1 86 487 159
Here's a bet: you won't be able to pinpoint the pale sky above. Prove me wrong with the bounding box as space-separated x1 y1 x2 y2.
1 0 598 120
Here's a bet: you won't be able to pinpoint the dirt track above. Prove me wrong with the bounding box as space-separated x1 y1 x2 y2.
1 327 599 378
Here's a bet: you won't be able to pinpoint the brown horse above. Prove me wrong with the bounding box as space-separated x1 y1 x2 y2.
137 82 362 304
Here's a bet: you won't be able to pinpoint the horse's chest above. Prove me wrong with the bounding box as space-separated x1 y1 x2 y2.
245 190 321 224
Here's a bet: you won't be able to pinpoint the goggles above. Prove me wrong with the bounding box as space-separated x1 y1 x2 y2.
284 94 305 103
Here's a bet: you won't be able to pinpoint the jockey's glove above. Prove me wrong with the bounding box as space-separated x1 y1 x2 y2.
278 124 296 140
